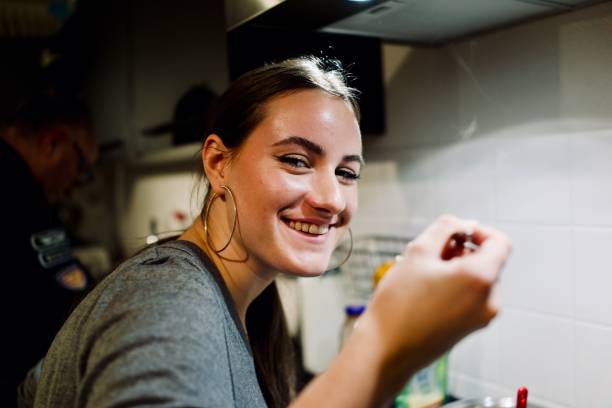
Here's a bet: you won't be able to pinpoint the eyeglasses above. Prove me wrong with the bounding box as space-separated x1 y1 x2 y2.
72 141 94 184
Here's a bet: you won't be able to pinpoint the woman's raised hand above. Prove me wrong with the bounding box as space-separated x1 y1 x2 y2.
293 215 511 408
357 215 512 387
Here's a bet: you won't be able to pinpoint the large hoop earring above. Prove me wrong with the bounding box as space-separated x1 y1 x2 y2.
203 185 237 254
325 228 353 273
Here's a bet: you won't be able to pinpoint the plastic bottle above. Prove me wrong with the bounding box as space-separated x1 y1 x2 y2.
394 356 448 408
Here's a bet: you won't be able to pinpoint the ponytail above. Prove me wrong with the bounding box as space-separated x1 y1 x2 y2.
246 281 296 407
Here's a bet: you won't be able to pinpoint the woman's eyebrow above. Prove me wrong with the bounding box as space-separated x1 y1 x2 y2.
343 154 365 166
272 136 364 165
272 136 323 155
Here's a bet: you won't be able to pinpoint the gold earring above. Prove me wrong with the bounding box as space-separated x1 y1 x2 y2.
325 227 353 273
203 185 237 254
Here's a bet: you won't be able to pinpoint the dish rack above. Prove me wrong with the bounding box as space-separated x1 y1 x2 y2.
330 234 413 305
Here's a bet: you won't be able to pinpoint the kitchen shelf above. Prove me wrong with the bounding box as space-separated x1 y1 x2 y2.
132 142 202 167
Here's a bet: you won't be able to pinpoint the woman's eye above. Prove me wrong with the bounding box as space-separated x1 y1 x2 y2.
336 168 360 182
278 155 309 169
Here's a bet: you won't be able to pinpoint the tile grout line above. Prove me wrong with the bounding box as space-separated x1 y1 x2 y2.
502 306 612 331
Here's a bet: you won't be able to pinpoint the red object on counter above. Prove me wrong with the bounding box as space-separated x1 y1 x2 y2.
516 386 528 408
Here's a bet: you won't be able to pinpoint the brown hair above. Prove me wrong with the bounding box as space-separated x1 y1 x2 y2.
203 55 360 407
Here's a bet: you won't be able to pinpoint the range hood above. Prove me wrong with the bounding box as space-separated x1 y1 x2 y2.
226 0 605 44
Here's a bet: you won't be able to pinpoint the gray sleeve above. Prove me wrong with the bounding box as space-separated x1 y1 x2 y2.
75 263 234 408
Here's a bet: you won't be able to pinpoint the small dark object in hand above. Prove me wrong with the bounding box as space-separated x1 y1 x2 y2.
441 232 479 260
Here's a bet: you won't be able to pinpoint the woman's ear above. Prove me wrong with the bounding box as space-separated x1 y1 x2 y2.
202 134 230 195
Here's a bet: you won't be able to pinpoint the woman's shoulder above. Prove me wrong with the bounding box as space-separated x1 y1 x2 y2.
35 243 246 408
79 241 227 328
119 239 210 274
110 240 218 293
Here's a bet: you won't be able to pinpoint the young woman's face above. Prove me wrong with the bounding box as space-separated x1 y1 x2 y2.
225 89 362 277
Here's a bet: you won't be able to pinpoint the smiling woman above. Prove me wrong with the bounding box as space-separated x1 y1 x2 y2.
202 88 361 277
187 60 364 405
22 56 512 408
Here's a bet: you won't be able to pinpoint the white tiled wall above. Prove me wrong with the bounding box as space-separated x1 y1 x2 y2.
575 323 612 407
355 3 612 407
573 228 612 326
499 311 575 406
570 133 612 227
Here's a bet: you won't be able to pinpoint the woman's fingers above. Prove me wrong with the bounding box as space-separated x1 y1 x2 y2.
406 215 479 259
455 224 512 283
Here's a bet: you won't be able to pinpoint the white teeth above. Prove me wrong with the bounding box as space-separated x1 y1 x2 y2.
286 220 329 235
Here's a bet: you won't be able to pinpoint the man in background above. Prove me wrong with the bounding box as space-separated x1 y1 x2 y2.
0 91 98 406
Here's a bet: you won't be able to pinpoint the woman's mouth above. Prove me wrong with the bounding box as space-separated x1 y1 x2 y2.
286 220 330 235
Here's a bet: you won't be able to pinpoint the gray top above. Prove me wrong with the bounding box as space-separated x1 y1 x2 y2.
26 240 267 408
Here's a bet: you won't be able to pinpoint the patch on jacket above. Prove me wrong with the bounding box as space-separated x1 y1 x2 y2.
30 228 74 269
30 228 67 250
55 264 88 291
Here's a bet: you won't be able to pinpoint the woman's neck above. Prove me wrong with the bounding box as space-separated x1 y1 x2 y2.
179 216 276 329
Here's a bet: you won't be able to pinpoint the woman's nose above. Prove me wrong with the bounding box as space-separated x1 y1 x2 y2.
306 170 345 214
